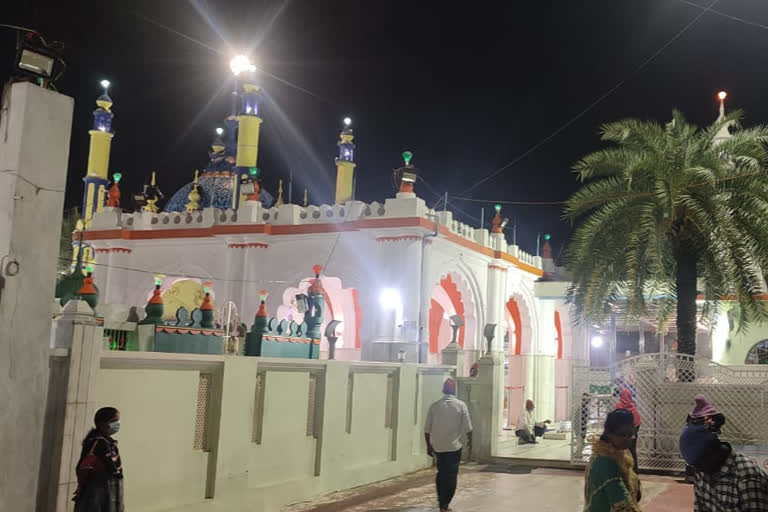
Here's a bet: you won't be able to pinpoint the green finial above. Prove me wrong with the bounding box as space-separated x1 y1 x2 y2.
113 172 122 183
402 150 413 166
204 286 210 294
86 264 93 274
544 233 551 241
249 167 258 176
494 204 502 213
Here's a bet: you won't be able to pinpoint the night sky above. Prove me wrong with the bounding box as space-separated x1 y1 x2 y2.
4 0 768 256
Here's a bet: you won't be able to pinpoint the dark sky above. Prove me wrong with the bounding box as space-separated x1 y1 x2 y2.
4 0 768 255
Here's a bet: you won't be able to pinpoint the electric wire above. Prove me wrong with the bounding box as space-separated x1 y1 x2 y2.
454 0 720 198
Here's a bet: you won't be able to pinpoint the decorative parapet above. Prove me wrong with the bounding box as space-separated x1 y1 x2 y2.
245 317 321 359
87 194 543 272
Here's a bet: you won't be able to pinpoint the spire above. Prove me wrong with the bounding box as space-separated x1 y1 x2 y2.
398 151 418 195
276 179 284 207
334 117 357 204
143 171 160 213
256 290 268 317
186 170 201 211
491 204 503 233
714 90 733 147
106 172 122 208
308 265 324 295
303 188 308 207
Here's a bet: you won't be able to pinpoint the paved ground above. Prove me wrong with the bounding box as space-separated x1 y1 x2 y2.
495 429 572 461
284 464 693 512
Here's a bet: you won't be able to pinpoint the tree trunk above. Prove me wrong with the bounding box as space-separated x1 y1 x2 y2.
675 245 698 356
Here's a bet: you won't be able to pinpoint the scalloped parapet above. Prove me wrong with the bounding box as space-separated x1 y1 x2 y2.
88 194 543 270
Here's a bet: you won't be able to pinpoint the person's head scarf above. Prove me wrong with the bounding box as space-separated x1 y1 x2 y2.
615 388 641 427
691 394 719 419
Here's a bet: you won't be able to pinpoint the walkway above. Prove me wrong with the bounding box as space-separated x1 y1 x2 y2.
285 464 693 512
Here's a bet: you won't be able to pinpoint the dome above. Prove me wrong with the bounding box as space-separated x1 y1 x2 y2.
164 172 274 212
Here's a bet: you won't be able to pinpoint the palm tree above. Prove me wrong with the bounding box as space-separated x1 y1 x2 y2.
564 109 768 355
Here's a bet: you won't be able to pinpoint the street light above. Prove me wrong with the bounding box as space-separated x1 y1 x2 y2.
230 55 256 76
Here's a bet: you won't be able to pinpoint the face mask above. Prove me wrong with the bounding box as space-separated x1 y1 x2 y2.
107 420 120 435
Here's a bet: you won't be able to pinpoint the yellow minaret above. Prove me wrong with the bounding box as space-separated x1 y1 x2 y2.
82 79 115 227
335 117 356 204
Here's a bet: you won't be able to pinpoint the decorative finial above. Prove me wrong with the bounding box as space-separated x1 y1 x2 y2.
308 265 324 294
717 90 727 119
398 151 417 194
143 172 160 213
186 170 201 212
106 172 122 208
275 179 284 207
343 117 352 127
96 79 113 112
402 150 413 166
303 188 308 207
256 290 268 317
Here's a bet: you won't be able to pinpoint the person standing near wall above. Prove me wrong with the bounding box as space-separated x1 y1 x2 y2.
615 388 642 472
424 378 473 512
73 407 125 512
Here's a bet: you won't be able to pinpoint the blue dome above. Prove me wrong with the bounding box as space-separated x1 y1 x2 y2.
165 174 273 212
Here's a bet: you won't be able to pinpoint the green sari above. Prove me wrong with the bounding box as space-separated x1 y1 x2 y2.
584 440 641 511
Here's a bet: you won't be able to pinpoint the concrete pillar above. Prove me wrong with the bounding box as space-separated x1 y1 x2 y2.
37 300 103 512
0 82 73 511
473 352 503 460
417 238 433 363
441 342 465 376
485 263 507 353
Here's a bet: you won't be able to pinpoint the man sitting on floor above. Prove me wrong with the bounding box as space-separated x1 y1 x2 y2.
515 399 551 444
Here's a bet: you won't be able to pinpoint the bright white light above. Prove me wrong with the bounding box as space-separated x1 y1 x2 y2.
215 127 224 136
97 125 107 132
717 91 727 101
343 117 352 126
379 288 401 310
230 55 256 76
591 336 604 348
100 79 110 90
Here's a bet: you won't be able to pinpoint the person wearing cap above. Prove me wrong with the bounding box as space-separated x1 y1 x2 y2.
515 399 551 444
424 378 473 512
680 424 768 511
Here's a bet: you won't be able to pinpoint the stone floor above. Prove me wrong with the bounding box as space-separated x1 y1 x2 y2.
495 429 572 461
284 464 693 512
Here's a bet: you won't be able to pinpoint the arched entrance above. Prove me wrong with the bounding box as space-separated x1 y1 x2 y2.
746 339 768 364
504 295 534 426
427 271 479 366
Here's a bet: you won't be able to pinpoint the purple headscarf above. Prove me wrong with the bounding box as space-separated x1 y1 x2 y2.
691 394 719 419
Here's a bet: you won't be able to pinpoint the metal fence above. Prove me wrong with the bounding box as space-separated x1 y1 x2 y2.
570 353 768 472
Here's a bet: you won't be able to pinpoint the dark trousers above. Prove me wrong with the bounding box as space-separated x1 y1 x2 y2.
515 426 546 444
629 426 639 473
435 449 462 510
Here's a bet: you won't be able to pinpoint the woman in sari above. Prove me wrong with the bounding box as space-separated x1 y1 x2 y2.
584 409 642 512
73 407 125 512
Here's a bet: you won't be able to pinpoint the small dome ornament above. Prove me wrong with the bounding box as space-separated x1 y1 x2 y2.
106 172 122 208
186 170 202 212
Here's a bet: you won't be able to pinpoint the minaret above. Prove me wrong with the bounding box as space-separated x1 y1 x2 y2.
233 75 263 209
713 90 733 147
335 117 356 204
82 80 115 227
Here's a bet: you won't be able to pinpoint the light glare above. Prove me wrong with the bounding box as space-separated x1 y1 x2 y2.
230 55 256 76
215 127 224 136
717 91 727 101
379 288 401 310
343 117 352 126
590 336 604 348
100 79 110 90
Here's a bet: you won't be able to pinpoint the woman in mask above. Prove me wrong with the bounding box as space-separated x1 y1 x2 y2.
584 409 642 511
73 407 124 512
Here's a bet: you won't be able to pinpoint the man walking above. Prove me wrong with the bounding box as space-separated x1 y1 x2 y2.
680 424 768 511
424 378 472 512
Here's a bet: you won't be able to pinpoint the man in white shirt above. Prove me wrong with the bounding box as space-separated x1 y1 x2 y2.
515 399 551 444
424 378 473 512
